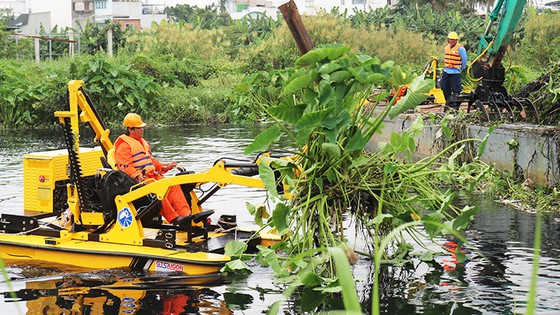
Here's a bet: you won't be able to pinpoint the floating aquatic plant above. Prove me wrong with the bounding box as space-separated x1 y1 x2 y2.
234 44 491 313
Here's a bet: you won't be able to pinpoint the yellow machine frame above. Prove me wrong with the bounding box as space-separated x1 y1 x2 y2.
422 56 446 105
46 80 267 247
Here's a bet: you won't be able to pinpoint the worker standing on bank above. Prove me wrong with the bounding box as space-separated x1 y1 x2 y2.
441 31 468 111
114 113 192 227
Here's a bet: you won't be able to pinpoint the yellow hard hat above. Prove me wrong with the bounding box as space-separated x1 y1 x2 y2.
123 113 146 128
447 32 459 40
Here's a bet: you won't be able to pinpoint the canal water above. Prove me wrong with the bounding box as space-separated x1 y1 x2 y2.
0 125 559 314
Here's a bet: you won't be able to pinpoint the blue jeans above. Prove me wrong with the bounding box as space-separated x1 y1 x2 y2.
440 72 462 109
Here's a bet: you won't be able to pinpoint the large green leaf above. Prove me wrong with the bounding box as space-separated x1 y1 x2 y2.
345 128 369 152
329 70 352 83
322 143 341 158
272 203 290 234
452 206 479 231
244 124 281 155
259 160 279 199
268 100 306 124
221 259 252 273
224 240 248 257
295 44 350 67
318 81 334 105
318 62 343 74
302 88 319 109
366 73 386 85
294 50 321 68
300 271 322 287
438 190 455 213
422 212 444 238
295 127 313 147
348 66 380 84
257 245 289 277
324 109 351 143
281 70 317 97
251 203 270 227
295 107 332 131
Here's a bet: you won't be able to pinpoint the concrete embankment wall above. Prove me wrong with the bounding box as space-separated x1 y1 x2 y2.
367 113 560 186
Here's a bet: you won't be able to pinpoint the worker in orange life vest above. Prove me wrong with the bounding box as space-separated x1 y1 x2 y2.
114 113 192 226
440 31 468 110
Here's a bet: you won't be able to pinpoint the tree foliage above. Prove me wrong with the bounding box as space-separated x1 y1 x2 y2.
77 20 131 55
164 4 231 29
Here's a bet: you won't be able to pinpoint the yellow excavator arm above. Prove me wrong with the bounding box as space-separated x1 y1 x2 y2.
55 80 114 154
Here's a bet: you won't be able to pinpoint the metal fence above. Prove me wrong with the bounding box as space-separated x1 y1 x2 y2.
3 28 114 62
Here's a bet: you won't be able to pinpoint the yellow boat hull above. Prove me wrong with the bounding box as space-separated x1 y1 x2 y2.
0 233 229 274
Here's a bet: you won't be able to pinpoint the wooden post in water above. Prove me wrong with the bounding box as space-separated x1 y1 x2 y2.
279 0 314 55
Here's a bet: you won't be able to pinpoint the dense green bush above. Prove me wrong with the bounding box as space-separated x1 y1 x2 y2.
0 59 68 128
1 4 559 128
156 73 243 124
126 21 231 62
0 60 39 127
67 54 161 122
227 69 292 122
518 9 560 68
239 13 439 72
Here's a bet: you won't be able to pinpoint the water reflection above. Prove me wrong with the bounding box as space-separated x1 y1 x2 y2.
3 269 229 315
344 194 560 315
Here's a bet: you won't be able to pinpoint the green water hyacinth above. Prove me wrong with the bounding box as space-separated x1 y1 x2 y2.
245 43 486 252
233 44 491 313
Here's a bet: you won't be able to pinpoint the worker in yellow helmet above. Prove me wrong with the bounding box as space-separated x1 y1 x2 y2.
114 113 192 226
441 31 468 111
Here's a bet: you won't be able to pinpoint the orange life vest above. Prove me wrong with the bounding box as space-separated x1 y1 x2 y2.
444 43 463 69
116 134 155 173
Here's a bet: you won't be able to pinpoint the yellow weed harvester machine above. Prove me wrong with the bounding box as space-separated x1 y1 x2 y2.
0 80 279 273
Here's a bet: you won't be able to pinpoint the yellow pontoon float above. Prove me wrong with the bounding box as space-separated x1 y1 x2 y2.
0 80 279 274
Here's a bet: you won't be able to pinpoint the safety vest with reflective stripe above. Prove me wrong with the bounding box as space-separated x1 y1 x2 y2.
444 43 464 70
116 134 155 172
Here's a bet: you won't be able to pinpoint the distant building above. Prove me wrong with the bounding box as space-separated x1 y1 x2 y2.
3 0 167 34
0 0 26 17
6 11 50 34
228 0 398 19
140 3 167 29
72 0 95 29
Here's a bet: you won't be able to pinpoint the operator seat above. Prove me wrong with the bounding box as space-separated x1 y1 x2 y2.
100 148 116 170
106 148 116 169
98 148 199 228
99 148 163 226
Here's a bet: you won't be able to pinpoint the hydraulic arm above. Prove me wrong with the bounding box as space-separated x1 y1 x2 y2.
54 80 114 227
477 0 526 68
470 0 538 121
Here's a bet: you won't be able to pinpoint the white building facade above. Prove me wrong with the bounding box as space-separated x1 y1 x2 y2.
228 0 396 19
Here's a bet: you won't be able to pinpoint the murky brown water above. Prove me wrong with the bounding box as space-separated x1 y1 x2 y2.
1 125 559 314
